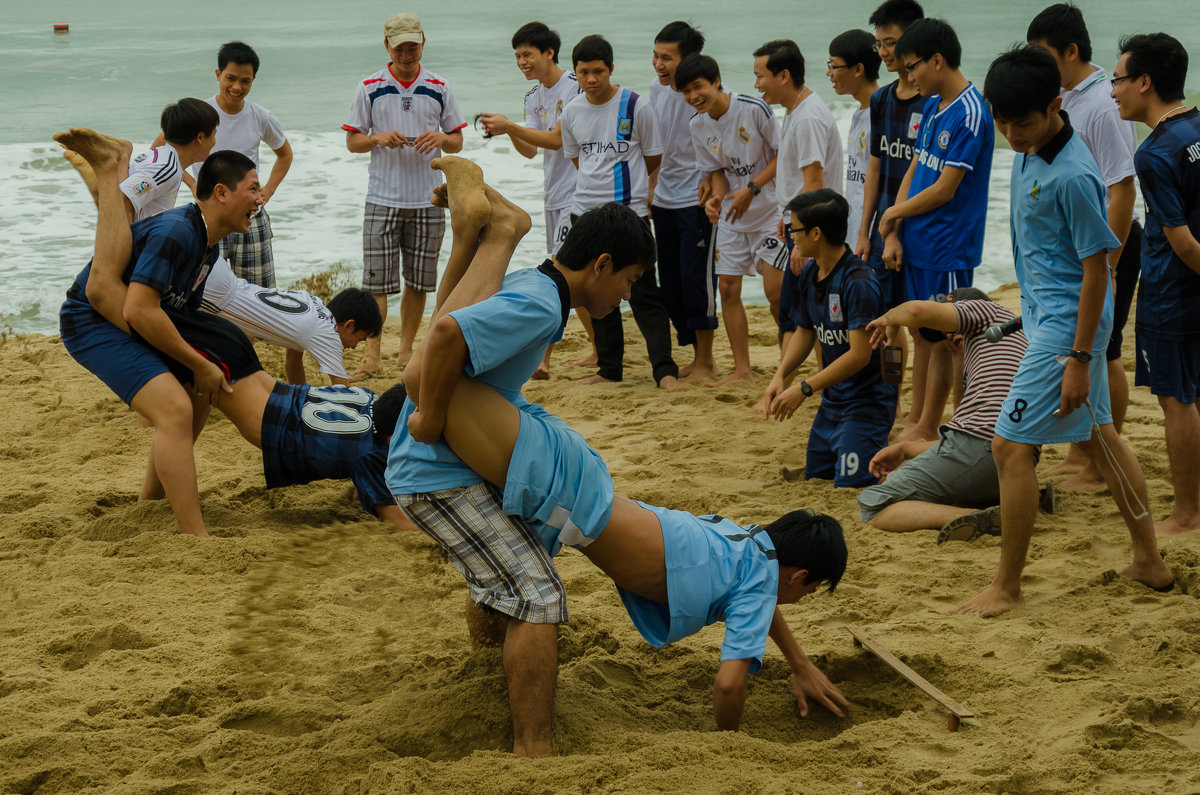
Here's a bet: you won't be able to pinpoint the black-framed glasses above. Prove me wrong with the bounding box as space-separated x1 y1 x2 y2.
903 57 927 74
872 38 897 52
785 223 809 237
826 60 851 71
1110 72 1139 85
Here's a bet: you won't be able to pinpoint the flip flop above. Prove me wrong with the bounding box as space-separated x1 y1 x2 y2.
937 506 1001 545
348 369 381 382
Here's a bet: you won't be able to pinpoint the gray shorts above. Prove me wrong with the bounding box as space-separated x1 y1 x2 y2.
858 427 999 522
397 481 568 624
362 202 445 294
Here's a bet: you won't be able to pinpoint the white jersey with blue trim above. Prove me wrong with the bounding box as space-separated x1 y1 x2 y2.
121 145 182 222
523 71 581 211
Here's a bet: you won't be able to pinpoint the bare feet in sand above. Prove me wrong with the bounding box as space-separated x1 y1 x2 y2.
706 371 754 388
580 373 618 385
680 363 720 384
1154 515 1200 538
1039 455 1086 480
894 424 937 443
1119 558 1174 590
953 583 1022 617
659 375 679 391
1059 466 1108 494
567 351 599 368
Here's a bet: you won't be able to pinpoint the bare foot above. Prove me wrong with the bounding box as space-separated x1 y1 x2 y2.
1039 457 1086 479
354 357 383 380
1154 515 1200 537
580 373 618 385
678 361 695 378
658 375 679 391
429 184 449 209
480 182 532 238
62 150 100 202
1119 558 1174 590
706 371 754 388
395 349 413 369
567 352 599 368
894 424 937 443
52 128 129 174
180 528 212 538
532 364 550 380
432 156 491 231
952 584 1021 617
1060 467 1108 494
681 364 720 384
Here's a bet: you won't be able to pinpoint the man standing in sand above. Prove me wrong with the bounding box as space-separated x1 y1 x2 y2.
400 162 850 732
957 46 1171 617
1111 33 1200 538
56 129 262 538
388 156 657 756
344 12 467 378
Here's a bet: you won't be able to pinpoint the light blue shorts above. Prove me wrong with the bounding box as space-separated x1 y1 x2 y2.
994 348 1112 445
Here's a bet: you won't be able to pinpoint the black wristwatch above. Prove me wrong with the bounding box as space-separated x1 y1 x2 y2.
799 380 814 396
746 181 761 196
1068 350 1093 363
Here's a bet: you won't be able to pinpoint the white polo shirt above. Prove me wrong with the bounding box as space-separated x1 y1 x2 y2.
524 71 581 211
649 78 702 210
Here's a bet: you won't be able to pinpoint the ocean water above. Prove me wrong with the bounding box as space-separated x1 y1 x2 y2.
1 0 1195 334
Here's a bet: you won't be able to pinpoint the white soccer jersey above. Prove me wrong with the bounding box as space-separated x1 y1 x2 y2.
1061 64 1138 210
649 78 702 210
690 92 780 234
201 257 348 379
560 86 662 217
524 71 581 211
846 106 871 242
189 98 286 178
776 90 843 211
121 145 182 221
343 65 468 209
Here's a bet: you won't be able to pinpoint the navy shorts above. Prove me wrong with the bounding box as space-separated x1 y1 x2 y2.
867 245 910 309
806 405 895 488
1135 333 1200 403
1107 221 1142 361
905 265 973 303
61 299 172 405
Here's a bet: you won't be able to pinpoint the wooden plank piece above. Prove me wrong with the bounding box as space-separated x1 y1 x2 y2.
848 625 974 724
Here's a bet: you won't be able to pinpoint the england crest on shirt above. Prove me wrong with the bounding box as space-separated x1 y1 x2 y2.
828 293 843 323
402 96 413 112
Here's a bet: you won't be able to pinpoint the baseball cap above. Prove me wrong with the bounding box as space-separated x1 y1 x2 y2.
918 287 992 342
385 12 423 47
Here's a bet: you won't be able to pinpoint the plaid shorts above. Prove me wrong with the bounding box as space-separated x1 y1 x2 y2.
220 207 275 287
362 202 445 294
397 481 568 624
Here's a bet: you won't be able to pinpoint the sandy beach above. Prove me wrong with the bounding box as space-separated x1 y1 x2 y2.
1 290 1198 794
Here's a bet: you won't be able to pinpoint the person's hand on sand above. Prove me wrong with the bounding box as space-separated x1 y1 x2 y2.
407 405 445 445
192 360 232 406
869 443 906 479
791 659 851 718
761 377 785 420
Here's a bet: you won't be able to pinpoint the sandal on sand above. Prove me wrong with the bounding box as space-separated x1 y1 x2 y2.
938 506 1002 545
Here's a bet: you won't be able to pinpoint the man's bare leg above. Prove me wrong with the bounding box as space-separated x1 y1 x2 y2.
681 329 719 383
504 620 556 757
534 344 554 380
54 129 134 332
63 150 101 204
1155 397 1200 536
566 309 599 367
869 500 977 533
354 295 388 378
896 334 931 441
128 374 208 537
396 288 426 368
1060 360 1129 491
1076 425 1173 584
709 275 754 386
429 161 491 316
141 391 212 501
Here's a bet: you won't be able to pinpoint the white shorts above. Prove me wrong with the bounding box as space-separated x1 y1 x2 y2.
714 226 787 276
544 206 572 255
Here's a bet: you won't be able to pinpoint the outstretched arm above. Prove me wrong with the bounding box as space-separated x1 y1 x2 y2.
768 608 849 718
712 659 752 730
865 299 959 347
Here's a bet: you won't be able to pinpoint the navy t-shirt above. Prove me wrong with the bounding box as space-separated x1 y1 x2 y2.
868 81 925 245
793 248 897 419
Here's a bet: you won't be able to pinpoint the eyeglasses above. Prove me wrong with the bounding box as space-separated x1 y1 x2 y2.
785 223 810 237
872 38 897 52
826 60 851 71
1110 73 1139 85
903 57 927 74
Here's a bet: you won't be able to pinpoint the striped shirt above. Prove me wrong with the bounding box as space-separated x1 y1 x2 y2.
691 92 780 234
648 78 702 210
343 64 468 208
524 71 581 210
561 86 662 217
121 145 182 221
951 299 1028 440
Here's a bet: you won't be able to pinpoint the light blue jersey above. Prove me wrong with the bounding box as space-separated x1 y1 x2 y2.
617 503 779 674
385 266 567 494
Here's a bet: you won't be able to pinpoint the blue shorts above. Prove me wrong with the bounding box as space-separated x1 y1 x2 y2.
806 406 894 488
502 403 614 557
905 265 973 303
995 348 1113 444
867 245 909 309
1134 333 1200 403
60 298 172 405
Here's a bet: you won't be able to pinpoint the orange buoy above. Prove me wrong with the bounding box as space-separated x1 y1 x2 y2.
53 22 69 34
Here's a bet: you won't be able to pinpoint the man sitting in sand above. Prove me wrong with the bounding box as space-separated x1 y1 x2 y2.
401 157 851 736
57 129 261 537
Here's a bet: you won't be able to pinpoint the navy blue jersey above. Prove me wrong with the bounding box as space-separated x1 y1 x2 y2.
868 82 925 243
1134 107 1200 339
793 249 896 418
66 203 217 313
261 383 394 514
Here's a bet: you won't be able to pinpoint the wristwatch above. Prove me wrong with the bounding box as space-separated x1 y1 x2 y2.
746 181 761 196
799 380 813 396
1068 350 1093 362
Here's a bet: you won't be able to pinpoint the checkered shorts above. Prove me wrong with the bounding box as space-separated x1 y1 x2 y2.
362 202 445 294
397 481 568 624
220 207 275 287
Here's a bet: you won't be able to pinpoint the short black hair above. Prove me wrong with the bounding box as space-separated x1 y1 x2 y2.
868 0 925 31
512 21 560 63
372 383 409 439
655 21 705 58
829 29 882 81
753 39 805 88
673 53 721 91
557 203 656 274
785 188 850 247
217 41 260 75
764 510 848 592
1026 3 1092 62
1118 33 1189 103
984 45 1062 122
161 98 219 146
572 34 613 70
894 17 961 70
328 288 383 338
195 150 256 201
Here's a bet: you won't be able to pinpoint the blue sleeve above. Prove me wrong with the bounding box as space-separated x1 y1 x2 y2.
1059 171 1120 259
1136 147 1188 227
943 105 984 172
719 563 777 674
450 285 561 375
352 448 395 513
129 216 196 294
843 270 885 330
